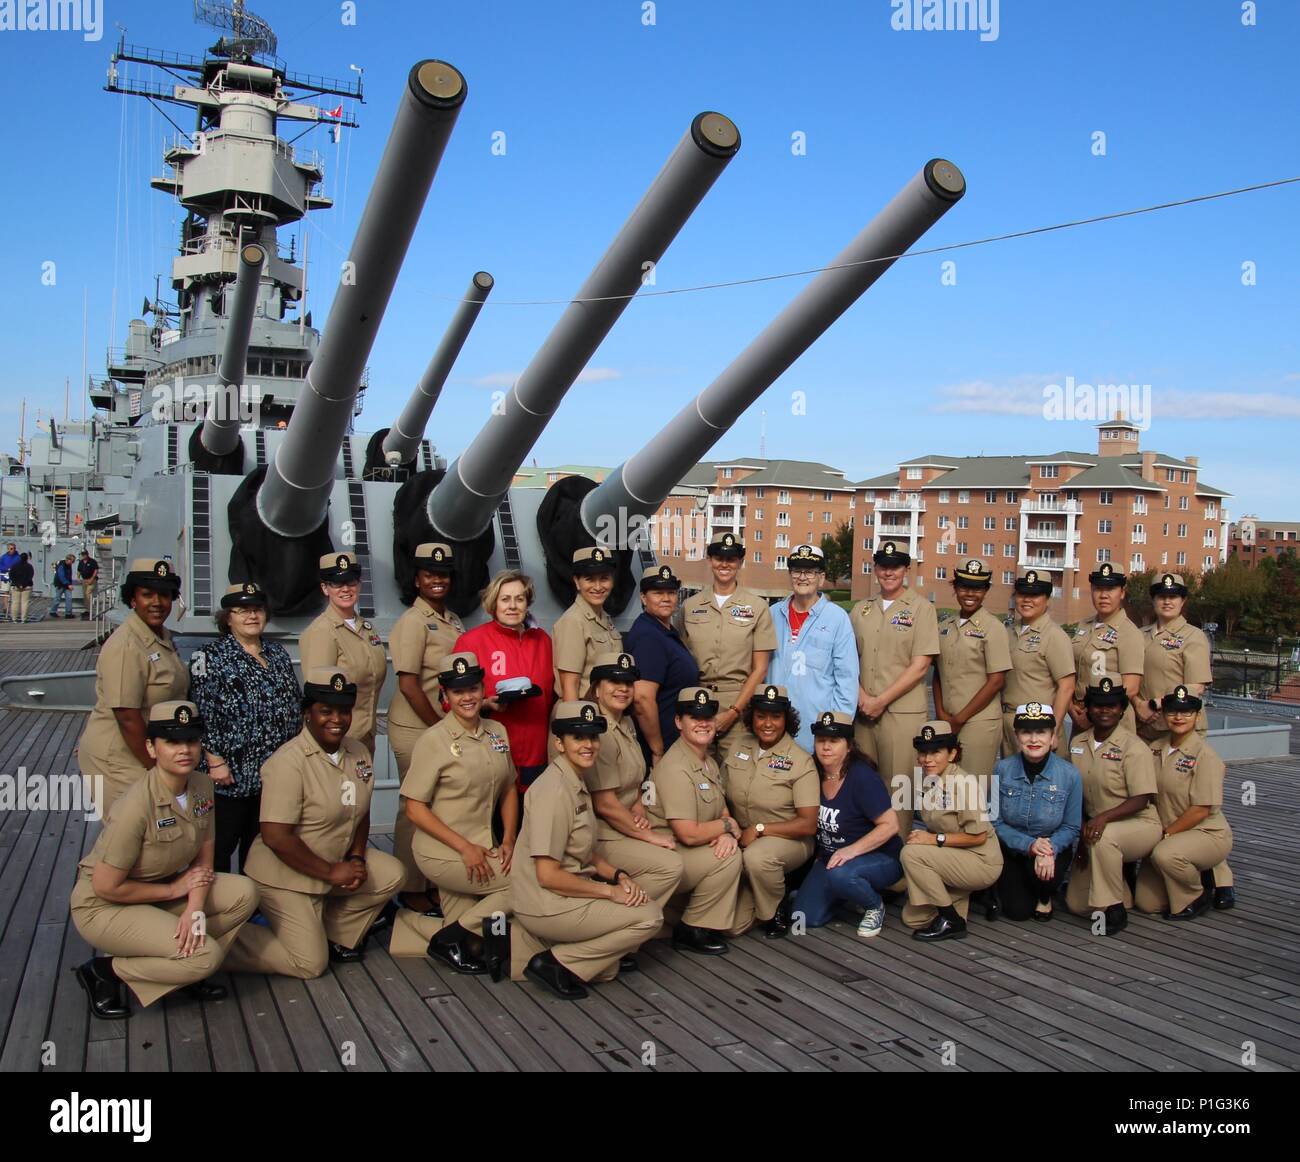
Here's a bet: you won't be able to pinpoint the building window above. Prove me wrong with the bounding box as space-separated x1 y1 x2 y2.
1179 496 1189 510
1004 543 1015 557
775 533 789 548
1006 491 1018 503
776 555 787 570
1204 530 1216 546
1131 554 1144 570
956 542 968 555
753 529 762 542
1040 465 1059 479
723 467 733 479
936 541 949 554
1005 517 1016 531
863 490 874 502
958 490 970 504
1205 504 1217 519
1177 551 1186 565
1180 470 1190 483
957 516 970 529
862 561 871 574
777 512 790 526
938 490 949 503
755 487 765 498
935 566 947 580
984 516 996 530
1098 520 1113 533
1132 523 1144 543
1178 523 1188 538
778 490 791 504
1099 491 1113 505
983 543 995 556
1097 548 1112 563
823 491 834 501
1164 494 1171 509
675 507 683 517
937 515 949 528
754 508 764 520
985 490 998 504
752 551 762 563
1204 555 1214 568
906 467 923 480
1002 570 1015 585
823 511 832 523
1165 468 1176 482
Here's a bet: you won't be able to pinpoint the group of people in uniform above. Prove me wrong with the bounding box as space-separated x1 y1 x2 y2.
69 532 1236 1017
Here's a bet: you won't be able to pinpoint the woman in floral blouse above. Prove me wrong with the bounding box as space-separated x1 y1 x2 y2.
190 582 302 872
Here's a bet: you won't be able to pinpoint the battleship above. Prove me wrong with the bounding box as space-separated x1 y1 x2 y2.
1 0 963 694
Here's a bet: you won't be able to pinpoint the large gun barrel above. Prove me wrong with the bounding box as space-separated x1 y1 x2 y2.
582 159 966 537
201 241 265 457
257 60 468 537
426 112 741 542
380 269 494 466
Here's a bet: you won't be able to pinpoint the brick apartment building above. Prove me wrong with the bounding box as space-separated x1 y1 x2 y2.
850 419 1231 623
1228 517 1300 567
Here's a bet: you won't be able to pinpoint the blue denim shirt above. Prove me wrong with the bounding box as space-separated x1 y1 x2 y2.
993 752 1082 854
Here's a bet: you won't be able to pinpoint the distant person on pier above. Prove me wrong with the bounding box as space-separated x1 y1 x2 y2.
78 549 100 620
7 552 34 622
52 553 76 618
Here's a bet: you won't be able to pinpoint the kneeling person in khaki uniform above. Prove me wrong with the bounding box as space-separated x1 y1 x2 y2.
512 702 662 1000
900 721 1002 941
646 688 745 955
401 652 518 978
586 652 684 913
720 684 818 940
225 669 404 979
71 701 259 1019
1064 677 1162 935
1135 686 1233 921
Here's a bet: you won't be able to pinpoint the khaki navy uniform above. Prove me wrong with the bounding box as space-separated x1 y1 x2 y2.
680 585 776 752
511 755 662 982
70 767 258 1006
900 764 1002 928
1071 611 1144 735
400 714 515 930
1064 726 1162 913
936 607 1012 778
225 729 403 979
299 607 388 757
587 713 683 908
719 731 818 931
1138 618 1211 742
645 737 743 930
78 611 189 814
552 598 622 696
1002 610 1075 759
850 589 940 832
387 596 464 891
1135 734 1233 914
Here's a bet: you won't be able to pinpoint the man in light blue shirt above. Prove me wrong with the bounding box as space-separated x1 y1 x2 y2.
767 544 858 750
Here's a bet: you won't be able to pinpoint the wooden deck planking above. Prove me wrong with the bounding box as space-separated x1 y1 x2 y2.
0 647 1298 1072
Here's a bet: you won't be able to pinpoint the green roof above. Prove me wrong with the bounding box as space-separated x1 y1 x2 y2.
1195 481 1231 498
856 471 900 488
1061 460 1162 491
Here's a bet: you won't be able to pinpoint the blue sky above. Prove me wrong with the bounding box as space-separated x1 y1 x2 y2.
2 0 1297 517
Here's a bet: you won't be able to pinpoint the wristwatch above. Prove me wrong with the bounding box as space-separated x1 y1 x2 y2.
935 832 946 847
755 823 766 836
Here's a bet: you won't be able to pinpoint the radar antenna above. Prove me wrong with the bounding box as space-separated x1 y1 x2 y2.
193 0 277 59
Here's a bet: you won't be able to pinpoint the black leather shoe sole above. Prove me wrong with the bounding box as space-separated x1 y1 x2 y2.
184 980 228 1001
427 940 488 975
328 943 365 964
74 963 128 1020
912 923 967 942
672 935 729 956
763 920 791 940
524 962 588 1000
1213 888 1236 911
618 956 639 974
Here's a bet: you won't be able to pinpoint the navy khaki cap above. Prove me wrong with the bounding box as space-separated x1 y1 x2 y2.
590 651 640 683
640 564 679 591
147 700 204 740
413 542 455 571
873 540 911 568
439 651 484 689
551 700 608 736
303 667 358 706
319 552 361 583
811 710 854 739
913 719 959 751
676 686 719 718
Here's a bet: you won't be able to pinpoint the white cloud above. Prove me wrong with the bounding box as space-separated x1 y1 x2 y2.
467 367 623 388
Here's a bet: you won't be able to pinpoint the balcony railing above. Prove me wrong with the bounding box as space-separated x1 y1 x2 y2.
1020 499 1082 515
1024 528 1080 543
876 523 922 537
1018 556 1079 571
876 494 926 513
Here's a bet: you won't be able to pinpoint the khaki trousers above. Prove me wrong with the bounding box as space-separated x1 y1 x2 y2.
1065 816 1163 913
1135 826 1233 914
414 848 511 931
389 718 431 894
515 899 662 983
71 873 259 1007
11 587 30 622
666 841 742 931
955 716 1002 780
900 840 1003 928
856 708 927 834
728 835 813 934
81 580 97 613
595 835 683 910
225 851 404 979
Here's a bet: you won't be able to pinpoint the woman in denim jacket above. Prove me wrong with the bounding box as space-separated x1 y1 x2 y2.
991 703 1082 922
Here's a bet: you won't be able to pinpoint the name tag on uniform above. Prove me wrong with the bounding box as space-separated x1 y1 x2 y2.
356 761 373 783
490 736 510 753
576 803 586 816
698 782 711 791
735 751 750 762
767 755 793 772
148 651 161 662
156 816 177 829
1070 745 1084 754
1074 626 1089 639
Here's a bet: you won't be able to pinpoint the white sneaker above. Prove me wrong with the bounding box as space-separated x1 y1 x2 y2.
856 907 885 939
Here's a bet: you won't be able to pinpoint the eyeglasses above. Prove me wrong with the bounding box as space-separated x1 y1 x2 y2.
790 570 822 580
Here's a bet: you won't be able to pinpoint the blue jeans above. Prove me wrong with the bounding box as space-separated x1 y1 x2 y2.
56 586 73 616
793 851 904 927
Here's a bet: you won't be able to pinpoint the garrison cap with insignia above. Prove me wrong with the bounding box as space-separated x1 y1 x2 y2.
572 546 615 575
913 719 958 751
954 558 991 587
146 699 205 739
302 666 358 706
1150 571 1188 596
640 563 679 591
707 531 745 558
591 650 641 683
811 709 854 738
1088 561 1126 588
439 651 485 689
676 686 720 718
413 542 455 571
550 700 608 737
872 539 911 567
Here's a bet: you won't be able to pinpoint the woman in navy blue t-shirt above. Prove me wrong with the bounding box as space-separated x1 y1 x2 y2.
792 710 903 938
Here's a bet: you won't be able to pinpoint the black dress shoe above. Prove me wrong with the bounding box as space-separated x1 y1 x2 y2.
75 957 128 1020
427 923 488 975
328 941 365 964
1213 887 1236 911
1032 903 1053 923
1165 891 1212 921
618 955 639 974
480 917 510 983
368 899 399 935
399 891 444 918
671 922 729 956
524 951 588 1000
1102 903 1128 936
912 906 967 942
764 912 791 940
183 979 228 1001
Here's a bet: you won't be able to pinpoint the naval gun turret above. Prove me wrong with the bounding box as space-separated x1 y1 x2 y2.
226 60 468 616
573 159 967 568
400 112 741 617
190 240 266 475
